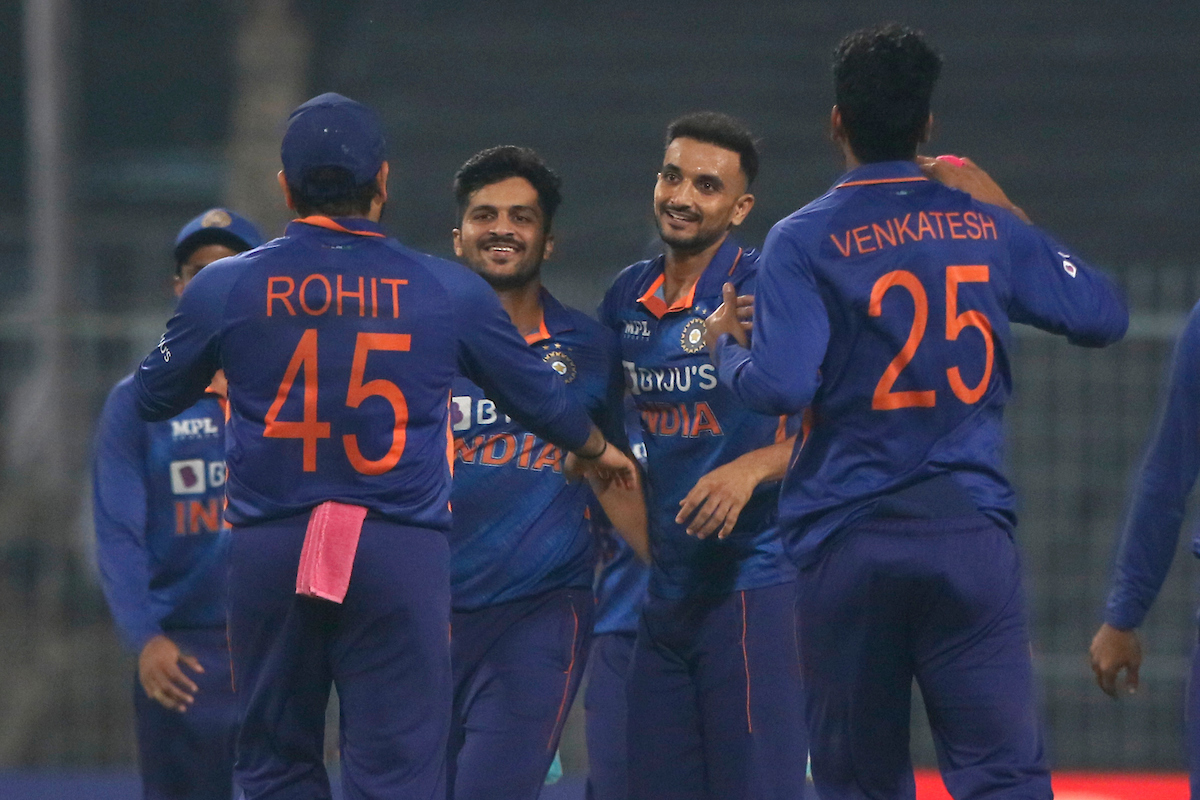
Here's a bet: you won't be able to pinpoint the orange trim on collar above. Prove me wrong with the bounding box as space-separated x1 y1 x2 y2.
523 314 551 345
835 176 929 189
294 216 386 237
637 273 699 319
727 248 744 277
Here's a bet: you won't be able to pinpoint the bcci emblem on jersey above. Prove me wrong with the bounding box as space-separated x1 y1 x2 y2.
543 350 576 383
680 318 706 354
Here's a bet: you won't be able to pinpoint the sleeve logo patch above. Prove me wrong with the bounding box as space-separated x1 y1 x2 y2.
543 350 576 383
680 318 706 354
450 396 473 432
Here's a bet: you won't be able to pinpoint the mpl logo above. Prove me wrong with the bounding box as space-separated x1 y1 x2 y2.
171 417 220 440
169 460 227 495
622 319 652 339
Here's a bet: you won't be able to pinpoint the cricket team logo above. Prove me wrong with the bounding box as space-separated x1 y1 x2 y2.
201 208 232 228
680 318 706 354
543 350 576 383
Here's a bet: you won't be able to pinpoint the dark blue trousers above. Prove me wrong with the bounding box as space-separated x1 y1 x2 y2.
447 587 592 800
584 632 636 800
796 516 1051 800
626 581 809 800
134 627 237 800
228 516 451 800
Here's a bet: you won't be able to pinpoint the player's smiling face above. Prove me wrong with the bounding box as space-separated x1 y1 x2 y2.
654 137 754 255
453 175 553 291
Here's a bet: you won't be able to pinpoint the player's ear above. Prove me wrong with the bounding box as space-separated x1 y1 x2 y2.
375 161 389 205
542 232 554 261
829 105 844 143
277 171 297 211
452 228 464 257
730 193 755 227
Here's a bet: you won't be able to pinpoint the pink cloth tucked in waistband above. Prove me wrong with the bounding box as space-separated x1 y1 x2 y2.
295 501 367 603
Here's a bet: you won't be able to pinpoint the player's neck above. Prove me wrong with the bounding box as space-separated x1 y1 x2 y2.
496 280 545 340
663 233 727 306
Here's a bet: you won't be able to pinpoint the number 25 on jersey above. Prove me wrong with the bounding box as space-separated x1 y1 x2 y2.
264 329 411 475
870 265 994 411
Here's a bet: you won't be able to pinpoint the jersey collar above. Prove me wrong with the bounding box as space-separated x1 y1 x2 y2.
832 160 929 190
637 236 745 319
289 216 387 238
524 287 575 345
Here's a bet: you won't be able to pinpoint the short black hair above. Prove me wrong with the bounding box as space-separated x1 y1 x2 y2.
665 112 759 187
833 23 943 163
288 166 381 217
453 146 563 231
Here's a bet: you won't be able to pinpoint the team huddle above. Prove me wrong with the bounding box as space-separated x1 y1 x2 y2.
91 22 1195 800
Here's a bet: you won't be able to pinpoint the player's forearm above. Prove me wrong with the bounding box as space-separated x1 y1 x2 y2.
728 435 797 486
715 335 817 416
589 466 650 563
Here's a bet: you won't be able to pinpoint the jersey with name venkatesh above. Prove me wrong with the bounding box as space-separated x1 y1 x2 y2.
134 217 596 529
600 237 798 599
716 160 1129 566
449 289 625 610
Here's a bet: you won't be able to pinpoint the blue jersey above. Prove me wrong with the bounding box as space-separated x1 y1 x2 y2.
716 160 1129 567
600 236 797 598
93 377 229 651
449 290 624 611
592 405 650 635
1105 302 1200 629
134 217 596 531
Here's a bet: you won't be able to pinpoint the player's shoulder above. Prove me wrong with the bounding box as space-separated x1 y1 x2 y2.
97 373 146 433
605 256 662 305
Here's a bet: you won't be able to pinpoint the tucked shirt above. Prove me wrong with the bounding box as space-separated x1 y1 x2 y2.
134 217 596 531
599 236 798 598
449 289 624 611
716 160 1129 567
93 378 229 651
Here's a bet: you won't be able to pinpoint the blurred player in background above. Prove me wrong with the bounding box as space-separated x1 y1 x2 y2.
93 208 263 800
584 401 650 800
1090 294 1200 795
707 23 1128 799
132 93 636 800
598 112 808 800
445 145 648 800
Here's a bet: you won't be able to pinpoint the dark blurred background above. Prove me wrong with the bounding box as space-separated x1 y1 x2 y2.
2 0 1199 779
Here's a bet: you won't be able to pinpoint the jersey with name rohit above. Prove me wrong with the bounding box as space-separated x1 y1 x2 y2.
716 160 1129 567
449 289 624 611
93 377 229 651
600 236 797 598
134 217 595 531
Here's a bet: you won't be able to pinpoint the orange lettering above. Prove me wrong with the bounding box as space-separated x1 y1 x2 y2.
963 212 982 240
980 214 997 239
517 433 536 468
659 406 681 436
852 226 876 254
299 274 332 315
679 403 690 438
175 501 185 535
267 276 296 317
189 499 220 533
531 443 563 472
455 435 483 464
691 402 723 436
380 279 408 319
917 212 936 240
945 212 966 240
337 275 366 316
929 212 946 238
371 277 379 318
642 408 659 435
480 433 517 465
873 221 897 249
894 214 918 244
830 231 852 258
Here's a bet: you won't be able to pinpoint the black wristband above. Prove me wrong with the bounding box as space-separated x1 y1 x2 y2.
576 439 608 460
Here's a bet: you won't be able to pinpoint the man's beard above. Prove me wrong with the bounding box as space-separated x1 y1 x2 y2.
470 253 543 291
656 216 725 256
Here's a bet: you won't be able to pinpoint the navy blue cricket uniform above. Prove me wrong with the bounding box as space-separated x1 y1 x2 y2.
93 378 236 800
1104 300 1200 794
134 216 598 800
600 236 808 800
716 160 1128 800
446 289 623 800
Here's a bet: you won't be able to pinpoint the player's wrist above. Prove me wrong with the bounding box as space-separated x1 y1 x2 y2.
575 439 609 461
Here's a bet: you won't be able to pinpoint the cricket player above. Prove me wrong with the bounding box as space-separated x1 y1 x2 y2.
584 406 650 800
598 112 808 800
1090 301 1200 794
706 24 1129 799
93 207 263 800
445 145 648 800
132 93 636 800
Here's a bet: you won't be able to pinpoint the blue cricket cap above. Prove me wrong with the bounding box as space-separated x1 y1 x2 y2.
173 208 264 267
281 93 386 200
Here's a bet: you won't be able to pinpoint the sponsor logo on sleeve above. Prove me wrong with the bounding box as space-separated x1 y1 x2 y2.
170 459 207 494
